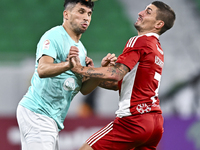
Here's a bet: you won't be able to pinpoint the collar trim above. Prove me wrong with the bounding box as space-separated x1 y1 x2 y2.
145 33 159 39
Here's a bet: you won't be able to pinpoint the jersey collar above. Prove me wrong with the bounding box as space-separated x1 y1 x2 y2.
145 33 159 39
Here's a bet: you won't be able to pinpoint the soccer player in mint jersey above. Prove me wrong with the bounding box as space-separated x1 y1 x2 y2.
16 0 116 150
70 1 176 150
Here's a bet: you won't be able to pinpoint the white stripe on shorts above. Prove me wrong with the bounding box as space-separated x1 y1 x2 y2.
87 121 113 146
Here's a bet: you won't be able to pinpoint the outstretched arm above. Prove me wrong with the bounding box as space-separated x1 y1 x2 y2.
71 56 129 83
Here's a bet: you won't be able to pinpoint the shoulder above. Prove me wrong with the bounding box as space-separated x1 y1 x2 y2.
43 26 63 38
125 35 149 49
38 26 64 46
123 34 160 56
127 33 159 48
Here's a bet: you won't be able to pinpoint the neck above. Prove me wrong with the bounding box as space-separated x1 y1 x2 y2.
62 24 82 43
137 29 160 36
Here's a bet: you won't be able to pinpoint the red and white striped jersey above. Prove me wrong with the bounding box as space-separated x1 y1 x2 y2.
115 33 164 117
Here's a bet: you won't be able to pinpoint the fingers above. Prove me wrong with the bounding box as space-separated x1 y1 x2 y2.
70 56 80 63
70 46 79 52
69 56 81 70
101 53 117 67
67 46 79 60
69 57 77 70
69 46 79 56
104 53 117 63
105 53 117 61
85 56 91 64
85 56 94 67
70 57 77 64
110 54 117 63
103 53 111 60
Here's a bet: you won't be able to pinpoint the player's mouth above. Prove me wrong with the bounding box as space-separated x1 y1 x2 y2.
135 16 142 25
81 22 88 28
137 16 143 22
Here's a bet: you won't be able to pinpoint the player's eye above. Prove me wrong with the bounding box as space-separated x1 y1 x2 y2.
79 10 84 14
88 12 92 16
146 10 151 14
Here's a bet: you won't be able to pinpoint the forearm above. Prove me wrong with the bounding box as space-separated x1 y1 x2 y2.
38 61 70 78
80 78 102 95
74 66 121 81
98 80 119 91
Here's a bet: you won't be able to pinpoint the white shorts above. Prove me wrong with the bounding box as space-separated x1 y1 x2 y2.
16 105 59 150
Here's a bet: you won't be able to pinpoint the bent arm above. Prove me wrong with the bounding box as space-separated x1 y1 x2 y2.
99 80 119 91
80 77 119 95
79 53 119 94
37 55 71 78
80 77 102 95
73 63 129 82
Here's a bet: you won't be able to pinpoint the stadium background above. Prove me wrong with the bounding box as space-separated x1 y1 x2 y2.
0 0 200 149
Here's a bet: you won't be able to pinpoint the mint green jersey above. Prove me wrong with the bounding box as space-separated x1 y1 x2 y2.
19 26 87 130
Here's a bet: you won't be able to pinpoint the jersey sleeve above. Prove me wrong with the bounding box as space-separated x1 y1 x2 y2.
116 47 141 70
116 36 153 71
36 31 58 62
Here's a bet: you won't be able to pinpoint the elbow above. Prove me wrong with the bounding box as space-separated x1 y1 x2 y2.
113 87 119 91
80 90 91 96
37 68 46 78
38 72 45 78
81 92 89 96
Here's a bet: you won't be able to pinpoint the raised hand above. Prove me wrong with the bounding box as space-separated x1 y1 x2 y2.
67 46 79 59
67 46 79 69
101 53 117 67
85 56 94 67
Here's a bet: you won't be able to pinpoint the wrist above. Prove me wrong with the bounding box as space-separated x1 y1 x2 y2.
63 61 71 71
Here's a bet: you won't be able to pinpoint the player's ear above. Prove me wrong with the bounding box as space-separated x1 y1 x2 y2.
63 10 69 20
155 20 164 29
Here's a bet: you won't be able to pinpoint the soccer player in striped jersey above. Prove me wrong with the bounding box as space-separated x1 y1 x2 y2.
70 1 176 150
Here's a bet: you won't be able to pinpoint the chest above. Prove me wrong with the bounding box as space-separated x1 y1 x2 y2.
56 37 87 66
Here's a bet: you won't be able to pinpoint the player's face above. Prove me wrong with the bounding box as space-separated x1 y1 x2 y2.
67 3 92 34
134 4 158 34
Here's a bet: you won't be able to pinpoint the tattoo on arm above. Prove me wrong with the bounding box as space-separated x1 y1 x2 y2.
107 63 129 78
81 63 129 79
87 68 105 77
99 80 119 90
81 67 106 78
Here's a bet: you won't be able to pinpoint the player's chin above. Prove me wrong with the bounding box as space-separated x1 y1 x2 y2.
80 28 87 33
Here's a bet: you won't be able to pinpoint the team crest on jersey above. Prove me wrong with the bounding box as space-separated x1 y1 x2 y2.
43 39 50 50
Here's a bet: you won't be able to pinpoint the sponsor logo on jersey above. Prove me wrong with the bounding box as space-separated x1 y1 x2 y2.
63 77 75 91
43 39 50 50
136 103 151 114
155 56 164 68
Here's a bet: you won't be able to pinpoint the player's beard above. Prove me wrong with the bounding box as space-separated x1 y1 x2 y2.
134 23 142 32
70 22 86 34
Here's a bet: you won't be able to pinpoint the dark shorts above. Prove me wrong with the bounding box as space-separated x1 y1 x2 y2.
86 113 164 150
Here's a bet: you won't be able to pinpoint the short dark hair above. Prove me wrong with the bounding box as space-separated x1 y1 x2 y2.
64 0 94 11
152 1 176 35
